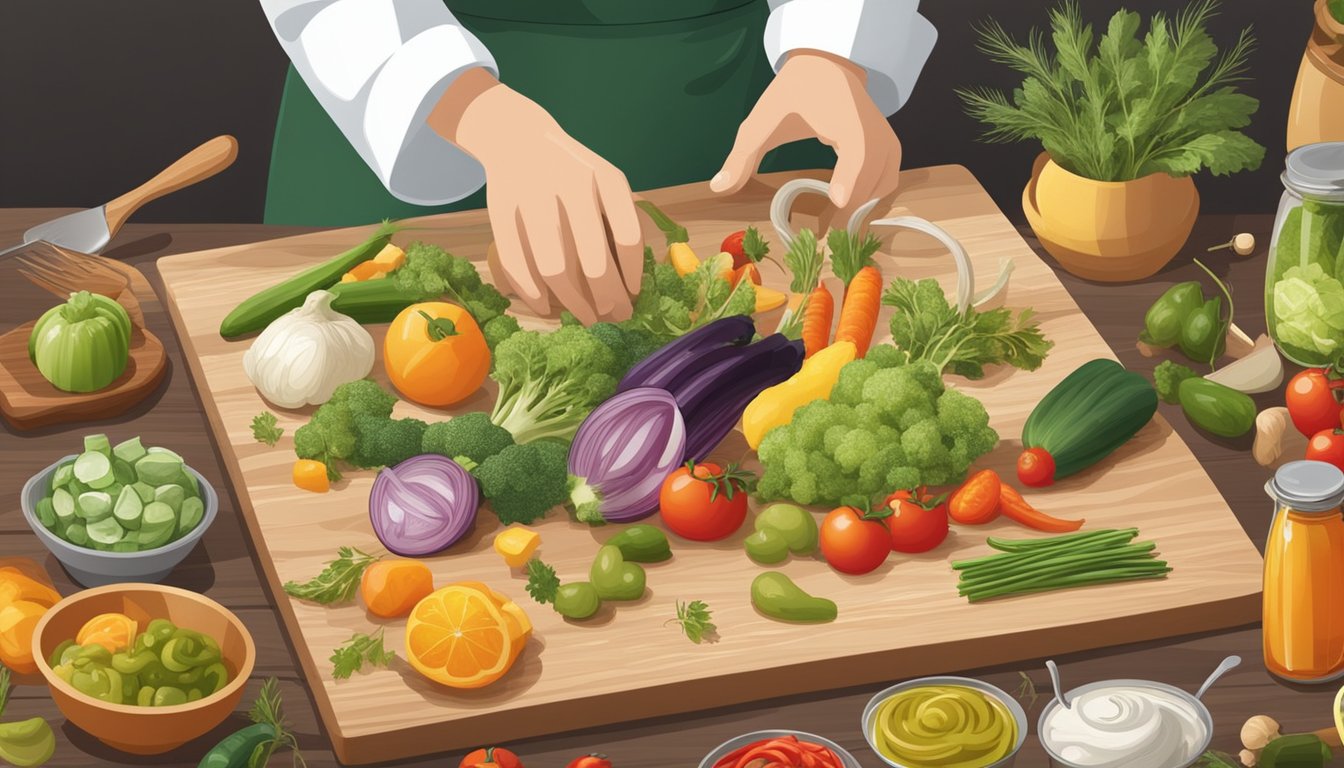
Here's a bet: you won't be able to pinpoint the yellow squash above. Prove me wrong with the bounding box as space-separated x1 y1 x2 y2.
742 340 857 450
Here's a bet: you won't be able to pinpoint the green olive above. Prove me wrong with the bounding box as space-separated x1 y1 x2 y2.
554 582 602 619
743 528 789 564
589 545 646 601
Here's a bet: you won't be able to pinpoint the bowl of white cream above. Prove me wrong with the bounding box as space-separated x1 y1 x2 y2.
1038 680 1214 768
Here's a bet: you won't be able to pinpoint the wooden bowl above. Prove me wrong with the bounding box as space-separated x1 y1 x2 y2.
31 584 255 755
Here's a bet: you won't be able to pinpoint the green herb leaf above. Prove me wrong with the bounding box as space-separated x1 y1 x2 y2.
1194 751 1241 768
331 629 395 680
525 558 560 605
827 229 881 287
282 547 379 605
670 600 716 644
783 228 824 294
247 677 306 768
251 412 284 447
742 226 770 263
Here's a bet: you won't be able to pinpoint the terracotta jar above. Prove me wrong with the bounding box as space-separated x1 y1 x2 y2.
1288 0 1344 151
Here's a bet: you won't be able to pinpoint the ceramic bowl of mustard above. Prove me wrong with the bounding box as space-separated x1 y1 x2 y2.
32 583 255 755
699 730 862 768
861 676 1027 768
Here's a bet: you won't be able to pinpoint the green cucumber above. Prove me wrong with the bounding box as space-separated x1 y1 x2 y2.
87 517 124 546
1020 359 1158 482
34 498 56 529
605 524 672 563
51 462 74 491
65 524 88 547
135 454 183 486
113 436 147 464
179 497 205 535
219 221 397 338
84 434 112 457
74 451 114 488
1178 377 1256 437
326 279 422 324
141 502 176 532
154 484 185 513
132 482 156 504
76 491 113 522
114 486 144 530
52 489 75 525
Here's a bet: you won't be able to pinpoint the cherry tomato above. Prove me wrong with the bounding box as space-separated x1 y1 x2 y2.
819 505 892 575
1307 429 1344 472
883 489 950 553
1017 447 1057 487
721 230 748 268
1286 368 1344 437
460 747 524 768
658 462 752 542
566 755 612 768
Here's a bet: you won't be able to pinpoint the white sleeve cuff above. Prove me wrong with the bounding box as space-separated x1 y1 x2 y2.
764 0 937 116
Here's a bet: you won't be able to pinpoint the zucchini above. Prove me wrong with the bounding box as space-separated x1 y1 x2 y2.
326 279 420 325
1020 359 1158 484
218 221 397 338
1178 377 1255 437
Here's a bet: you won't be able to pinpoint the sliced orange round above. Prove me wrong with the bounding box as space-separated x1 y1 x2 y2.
405 583 531 689
75 612 138 653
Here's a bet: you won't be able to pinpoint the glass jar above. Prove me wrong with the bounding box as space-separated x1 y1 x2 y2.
1263 460 1344 683
1266 142 1344 367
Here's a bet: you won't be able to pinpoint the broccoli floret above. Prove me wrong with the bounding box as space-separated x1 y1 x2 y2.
756 360 997 507
293 379 398 478
351 416 428 469
588 322 665 377
482 315 522 350
474 441 571 524
1154 359 1198 404
421 413 514 464
394 242 511 323
489 325 621 444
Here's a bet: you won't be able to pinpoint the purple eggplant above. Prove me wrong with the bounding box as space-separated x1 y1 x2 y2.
568 387 687 524
676 336 804 461
618 316 755 393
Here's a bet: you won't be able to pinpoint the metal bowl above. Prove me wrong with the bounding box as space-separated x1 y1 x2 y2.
21 454 218 587
699 729 863 768
1037 680 1213 768
861 676 1028 768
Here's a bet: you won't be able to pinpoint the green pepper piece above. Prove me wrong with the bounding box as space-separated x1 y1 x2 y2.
0 717 56 767
75 643 112 667
153 686 187 707
1140 281 1205 348
605 525 672 563
138 619 176 650
137 686 155 707
47 639 74 669
162 634 220 672
751 572 838 623
199 662 230 695
554 582 602 620
1178 296 1226 365
112 648 160 675
589 545 646 601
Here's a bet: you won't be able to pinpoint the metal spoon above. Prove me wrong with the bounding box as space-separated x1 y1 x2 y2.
1194 655 1242 700
1046 660 1069 710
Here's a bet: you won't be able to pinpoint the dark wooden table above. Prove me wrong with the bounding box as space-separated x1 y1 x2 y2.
0 209 1328 767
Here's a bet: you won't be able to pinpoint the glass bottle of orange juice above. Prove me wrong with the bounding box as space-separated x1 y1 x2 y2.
1264 460 1344 683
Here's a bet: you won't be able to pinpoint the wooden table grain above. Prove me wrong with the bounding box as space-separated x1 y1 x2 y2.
0 208 1324 767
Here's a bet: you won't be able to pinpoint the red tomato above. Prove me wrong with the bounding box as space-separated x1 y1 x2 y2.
460 747 524 768
1287 368 1344 437
658 462 752 542
566 755 612 768
1307 429 1344 472
1017 447 1056 487
883 489 950 553
721 230 748 268
819 505 892 575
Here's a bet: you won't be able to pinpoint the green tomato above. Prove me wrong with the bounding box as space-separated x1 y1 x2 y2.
28 290 132 393
554 582 601 620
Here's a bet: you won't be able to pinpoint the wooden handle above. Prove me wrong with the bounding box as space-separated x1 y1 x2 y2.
103 135 239 234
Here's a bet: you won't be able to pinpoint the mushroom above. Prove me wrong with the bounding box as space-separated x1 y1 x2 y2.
1209 233 1257 257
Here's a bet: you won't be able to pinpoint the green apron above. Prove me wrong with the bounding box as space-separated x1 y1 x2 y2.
264 0 834 225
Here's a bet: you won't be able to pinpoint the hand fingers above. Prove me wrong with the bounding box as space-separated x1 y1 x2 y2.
521 197 599 325
595 170 644 295
490 202 551 315
711 99 786 196
829 129 882 211
564 184 631 321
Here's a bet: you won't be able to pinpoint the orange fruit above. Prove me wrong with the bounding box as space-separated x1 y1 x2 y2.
75 612 138 653
0 571 60 609
0 600 47 673
405 583 531 689
361 559 434 619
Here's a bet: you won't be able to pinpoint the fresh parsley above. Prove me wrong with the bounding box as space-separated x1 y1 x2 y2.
883 277 1053 379
782 228 824 295
282 547 380 605
251 412 284 447
525 558 560 605
330 629 395 680
742 226 770 263
247 677 307 767
669 600 716 644
827 228 882 287
958 0 1263 182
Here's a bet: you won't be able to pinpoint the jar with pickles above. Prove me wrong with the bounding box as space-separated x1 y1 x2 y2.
1266 142 1344 366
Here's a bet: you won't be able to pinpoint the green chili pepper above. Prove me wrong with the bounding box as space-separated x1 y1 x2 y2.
196 723 279 768
1140 281 1205 347
1178 296 1227 365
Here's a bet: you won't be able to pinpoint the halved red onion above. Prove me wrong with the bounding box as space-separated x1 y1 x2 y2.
368 454 479 556
568 387 686 524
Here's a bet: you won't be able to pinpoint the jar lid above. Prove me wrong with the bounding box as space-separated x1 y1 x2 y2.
1266 460 1344 512
1285 142 1344 197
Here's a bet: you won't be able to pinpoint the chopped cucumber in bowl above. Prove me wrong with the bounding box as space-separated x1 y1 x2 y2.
21 434 218 587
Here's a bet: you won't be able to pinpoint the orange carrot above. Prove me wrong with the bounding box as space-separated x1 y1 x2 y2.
801 285 834 358
833 265 882 358
999 485 1084 533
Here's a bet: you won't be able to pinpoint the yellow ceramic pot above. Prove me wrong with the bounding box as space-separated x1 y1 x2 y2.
1023 153 1199 282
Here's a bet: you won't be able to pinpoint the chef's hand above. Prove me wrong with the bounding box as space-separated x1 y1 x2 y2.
429 68 641 324
711 50 903 223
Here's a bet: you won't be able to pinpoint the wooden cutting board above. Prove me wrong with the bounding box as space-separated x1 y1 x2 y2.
157 166 1264 765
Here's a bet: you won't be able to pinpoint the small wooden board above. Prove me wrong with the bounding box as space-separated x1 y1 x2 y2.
157 166 1264 765
0 255 167 431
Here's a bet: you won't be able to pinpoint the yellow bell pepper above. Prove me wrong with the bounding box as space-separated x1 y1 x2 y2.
339 244 405 282
669 242 700 276
493 526 541 568
742 340 857 450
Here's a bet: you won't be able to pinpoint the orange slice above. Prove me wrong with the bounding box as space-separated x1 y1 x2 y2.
75 612 138 654
0 600 47 673
405 583 531 689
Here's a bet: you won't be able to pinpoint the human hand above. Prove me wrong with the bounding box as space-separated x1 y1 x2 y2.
430 68 641 324
711 50 903 223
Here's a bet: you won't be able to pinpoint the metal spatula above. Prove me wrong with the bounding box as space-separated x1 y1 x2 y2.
0 135 238 258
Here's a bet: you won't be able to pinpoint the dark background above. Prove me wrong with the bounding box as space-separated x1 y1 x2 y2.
0 0 1314 223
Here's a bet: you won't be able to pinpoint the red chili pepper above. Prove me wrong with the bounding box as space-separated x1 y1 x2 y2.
999 486 1084 533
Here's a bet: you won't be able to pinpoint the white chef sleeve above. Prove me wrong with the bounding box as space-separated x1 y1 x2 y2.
260 0 497 205
764 0 936 116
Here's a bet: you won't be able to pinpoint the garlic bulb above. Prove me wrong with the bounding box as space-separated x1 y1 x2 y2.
243 290 375 408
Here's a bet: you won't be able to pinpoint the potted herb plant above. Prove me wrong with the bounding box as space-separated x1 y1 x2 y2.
959 0 1265 282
